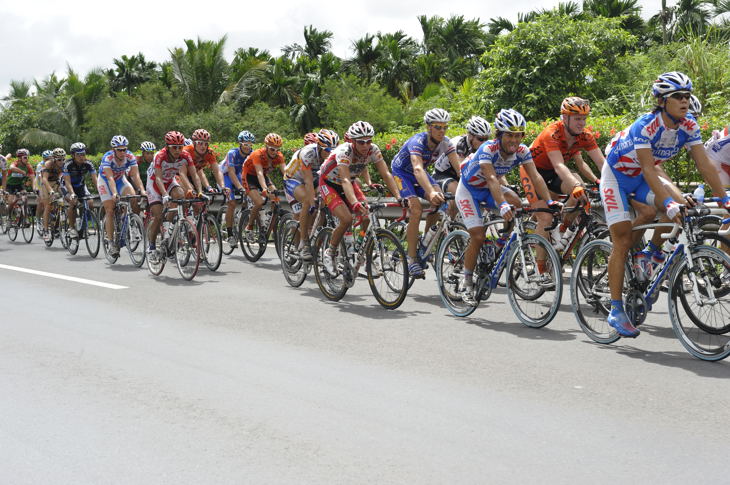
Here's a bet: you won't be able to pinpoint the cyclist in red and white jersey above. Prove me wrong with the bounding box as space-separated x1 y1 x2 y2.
318 121 403 274
146 131 204 261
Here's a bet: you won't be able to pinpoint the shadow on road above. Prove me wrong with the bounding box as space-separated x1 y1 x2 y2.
460 315 581 341
594 344 730 378
292 286 430 319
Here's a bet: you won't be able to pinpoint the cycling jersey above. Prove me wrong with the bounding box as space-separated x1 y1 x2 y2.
35 162 44 180
319 142 384 185
62 159 96 188
530 120 598 170
705 126 730 187
284 144 322 182
220 147 250 176
606 111 702 177
461 139 532 192
183 145 219 171
6 161 34 186
242 148 284 179
147 147 194 186
391 132 455 174
433 134 473 175
100 150 137 181
42 160 65 182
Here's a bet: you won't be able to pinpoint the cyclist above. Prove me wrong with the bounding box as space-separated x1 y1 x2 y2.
180 128 226 195
526 97 603 248
136 141 156 186
319 121 403 274
240 133 286 242
98 135 147 256
221 130 255 247
41 148 67 241
456 108 558 306
5 148 35 211
601 71 730 338
284 128 339 261
62 142 98 239
391 108 457 278
146 130 204 262
0 144 7 194
33 150 52 220
706 125 730 189
433 115 492 218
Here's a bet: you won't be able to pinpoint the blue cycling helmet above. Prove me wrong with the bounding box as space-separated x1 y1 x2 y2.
652 71 692 97
41 150 53 159
110 135 129 148
494 109 527 133
183 138 192 146
237 130 255 143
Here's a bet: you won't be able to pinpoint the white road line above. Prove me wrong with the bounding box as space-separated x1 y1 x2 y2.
0 264 128 290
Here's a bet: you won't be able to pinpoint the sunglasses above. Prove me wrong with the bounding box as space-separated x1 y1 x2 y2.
430 124 448 131
267 146 281 151
668 91 691 100
19 155 28 159
115 148 127 152
475 136 488 142
194 140 209 146
168 144 183 149
355 139 373 145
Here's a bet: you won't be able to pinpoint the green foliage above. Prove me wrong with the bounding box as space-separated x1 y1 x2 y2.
319 75 404 134
170 36 229 112
238 101 298 140
475 14 637 119
0 96 53 152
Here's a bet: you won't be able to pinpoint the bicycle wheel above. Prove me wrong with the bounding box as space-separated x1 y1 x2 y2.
238 209 267 262
387 220 407 244
126 213 146 267
669 246 730 361
435 230 476 317
0 201 7 234
274 212 291 261
175 217 200 281
366 228 408 310
59 209 70 250
313 227 348 301
147 231 166 276
570 239 622 344
100 214 119 264
21 206 34 243
7 206 20 241
66 208 80 255
280 219 308 288
219 206 239 255
85 209 101 258
202 214 223 271
506 233 563 328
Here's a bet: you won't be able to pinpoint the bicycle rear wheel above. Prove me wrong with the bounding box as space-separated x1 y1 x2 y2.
7 206 20 241
59 209 71 250
280 219 308 288
100 214 119 264
85 209 101 258
507 234 563 328
274 212 291 261
367 228 408 310
313 227 348 301
238 209 267 262
669 246 730 361
202 214 223 271
175 217 200 281
570 239 621 344
435 230 476 317
126 213 146 267
218 205 240 255
147 231 166 276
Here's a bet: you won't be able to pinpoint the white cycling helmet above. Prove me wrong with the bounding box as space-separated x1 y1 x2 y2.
110 135 128 148
140 141 156 152
70 142 86 154
52 147 66 158
346 121 375 139
688 94 702 117
652 71 693 97
466 116 492 137
494 109 527 133
424 108 451 125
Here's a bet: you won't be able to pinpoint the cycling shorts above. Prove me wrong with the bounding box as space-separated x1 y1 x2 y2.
600 163 673 227
61 184 91 200
146 177 181 205
319 180 366 213
392 168 437 200
98 177 133 202
455 180 512 230
223 172 242 201
243 174 272 193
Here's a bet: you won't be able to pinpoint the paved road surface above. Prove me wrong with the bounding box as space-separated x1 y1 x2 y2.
1 236 728 484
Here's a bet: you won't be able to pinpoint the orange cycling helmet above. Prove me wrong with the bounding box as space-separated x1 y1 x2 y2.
191 128 211 142
264 133 283 147
561 97 591 116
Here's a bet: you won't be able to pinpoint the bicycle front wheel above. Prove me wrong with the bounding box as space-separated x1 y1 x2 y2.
21 206 34 243
435 230 476 317
366 228 408 310
669 245 730 361
238 209 267 262
7 206 20 241
313 227 348 301
202 214 223 271
85 209 101 258
280 219 308 288
126 213 146 267
175 217 200 281
507 233 563 328
100 214 119 264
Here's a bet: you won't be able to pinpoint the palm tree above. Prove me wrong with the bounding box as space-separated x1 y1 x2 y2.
348 34 381 83
2 80 31 106
673 0 713 37
374 31 419 99
107 53 157 95
34 73 65 98
169 36 229 112
303 25 333 58
487 17 516 35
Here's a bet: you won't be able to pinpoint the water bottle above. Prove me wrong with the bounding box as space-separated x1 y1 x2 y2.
344 231 355 259
261 206 273 228
692 184 705 204
483 238 496 262
421 225 438 250
162 221 173 241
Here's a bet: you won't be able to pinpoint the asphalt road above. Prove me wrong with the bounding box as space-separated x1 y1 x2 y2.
1 234 728 484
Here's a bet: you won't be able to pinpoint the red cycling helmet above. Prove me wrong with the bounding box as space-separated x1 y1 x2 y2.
165 131 185 146
192 128 211 142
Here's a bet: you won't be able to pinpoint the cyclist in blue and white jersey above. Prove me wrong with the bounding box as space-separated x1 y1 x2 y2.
62 142 98 239
391 108 459 277
284 128 339 261
433 116 492 218
220 130 255 247
98 135 147 257
456 109 558 306
601 71 730 338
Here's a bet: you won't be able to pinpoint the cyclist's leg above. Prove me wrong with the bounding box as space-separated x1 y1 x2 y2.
455 181 487 304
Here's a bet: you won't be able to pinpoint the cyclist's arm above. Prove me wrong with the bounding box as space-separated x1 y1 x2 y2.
339 165 359 206
63 174 74 195
90 171 98 188
187 163 203 194
637 148 674 209
523 161 553 202
480 162 507 207
209 161 225 190
227 164 244 191
447 151 461 177
255 164 268 192
103 168 119 197
689 143 726 199
42 171 53 194
584 147 606 173
302 167 315 200
547 150 581 188
374 159 401 199
7 164 25 175
153 165 167 196
410 154 435 198
127 165 145 194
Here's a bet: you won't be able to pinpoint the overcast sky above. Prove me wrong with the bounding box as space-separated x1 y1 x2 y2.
0 0 665 99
